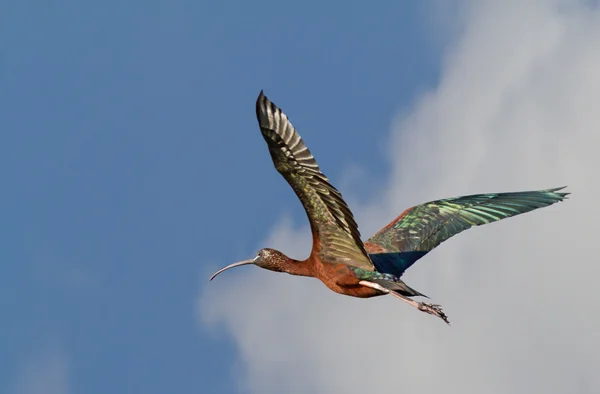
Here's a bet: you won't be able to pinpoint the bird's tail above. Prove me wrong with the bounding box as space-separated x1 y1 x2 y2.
371 278 428 298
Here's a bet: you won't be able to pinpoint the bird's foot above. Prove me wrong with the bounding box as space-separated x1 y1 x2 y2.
418 302 450 325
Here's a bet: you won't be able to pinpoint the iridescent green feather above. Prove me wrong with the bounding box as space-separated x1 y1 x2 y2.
366 187 569 277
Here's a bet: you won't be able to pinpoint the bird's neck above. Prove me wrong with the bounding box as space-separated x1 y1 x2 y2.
281 256 313 277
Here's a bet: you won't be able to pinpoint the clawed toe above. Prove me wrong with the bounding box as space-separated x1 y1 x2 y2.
418 302 451 325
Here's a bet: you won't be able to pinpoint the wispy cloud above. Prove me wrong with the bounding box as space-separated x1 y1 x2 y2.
199 1 600 393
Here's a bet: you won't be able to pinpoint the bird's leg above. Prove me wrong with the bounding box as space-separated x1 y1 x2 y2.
390 290 450 325
358 280 450 325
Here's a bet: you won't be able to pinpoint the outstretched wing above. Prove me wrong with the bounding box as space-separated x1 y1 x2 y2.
365 187 569 277
256 91 374 271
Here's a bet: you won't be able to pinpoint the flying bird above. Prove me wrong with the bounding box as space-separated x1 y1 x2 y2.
209 91 569 324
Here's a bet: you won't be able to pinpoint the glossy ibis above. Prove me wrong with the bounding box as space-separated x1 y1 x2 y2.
209 91 569 324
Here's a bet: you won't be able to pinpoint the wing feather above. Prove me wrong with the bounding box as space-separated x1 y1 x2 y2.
365 187 569 276
256 91 373 270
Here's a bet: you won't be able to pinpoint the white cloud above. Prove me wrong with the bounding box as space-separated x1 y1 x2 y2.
12 345 69 394
199 1 600 393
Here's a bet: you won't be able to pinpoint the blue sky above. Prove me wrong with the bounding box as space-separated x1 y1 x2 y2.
1 1 449 393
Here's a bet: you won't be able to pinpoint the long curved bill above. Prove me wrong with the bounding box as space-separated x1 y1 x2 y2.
209 259 255 281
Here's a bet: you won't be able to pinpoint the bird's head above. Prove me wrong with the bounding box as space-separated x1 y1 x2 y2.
209 248 288 281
